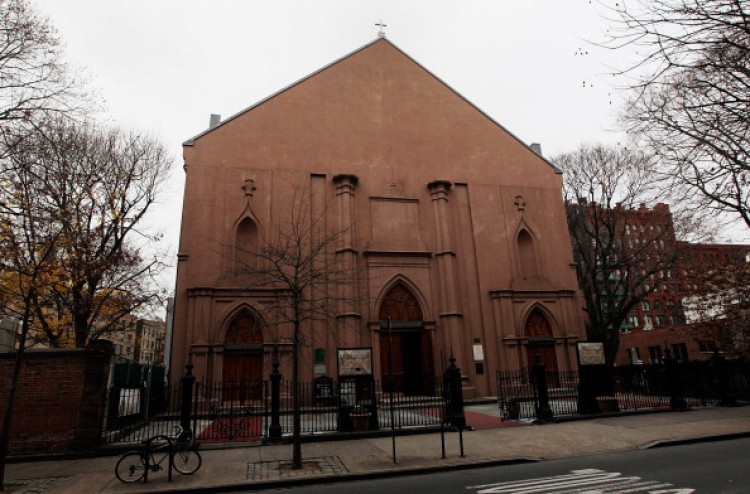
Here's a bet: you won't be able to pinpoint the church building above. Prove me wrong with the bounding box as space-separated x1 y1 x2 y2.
171 37 586 397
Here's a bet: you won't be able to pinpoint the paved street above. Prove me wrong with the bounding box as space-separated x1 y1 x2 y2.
258 437 750 493
5 405 750 493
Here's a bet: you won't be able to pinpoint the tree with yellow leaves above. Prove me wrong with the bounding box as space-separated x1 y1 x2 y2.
1 118 171 349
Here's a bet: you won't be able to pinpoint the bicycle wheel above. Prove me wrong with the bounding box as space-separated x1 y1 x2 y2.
115 452 146 483
172 447 202 475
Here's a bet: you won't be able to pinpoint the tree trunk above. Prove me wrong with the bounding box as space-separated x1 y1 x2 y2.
0 300 32 491
291 317 302 469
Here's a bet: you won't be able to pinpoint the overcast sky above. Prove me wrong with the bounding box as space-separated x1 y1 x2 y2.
32 1 745 295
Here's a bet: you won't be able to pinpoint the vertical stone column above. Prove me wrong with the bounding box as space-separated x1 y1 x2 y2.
333 174 361 349
427 180 465 367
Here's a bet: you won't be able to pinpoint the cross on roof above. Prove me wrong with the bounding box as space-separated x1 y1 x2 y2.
376 20 387 38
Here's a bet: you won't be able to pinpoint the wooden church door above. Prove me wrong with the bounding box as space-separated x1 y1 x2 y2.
379 283 434 395
524 310 559 384
222 311 264 401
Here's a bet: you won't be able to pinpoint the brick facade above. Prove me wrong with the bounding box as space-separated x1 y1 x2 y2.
173 38 587 397
0 347 112 456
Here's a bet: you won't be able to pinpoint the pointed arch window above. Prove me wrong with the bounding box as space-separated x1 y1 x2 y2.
224 310 263 346
379 283 423 321
235 217 259 272
525 309 553 338
517 229 538 280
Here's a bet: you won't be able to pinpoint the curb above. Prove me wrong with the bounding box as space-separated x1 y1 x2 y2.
643 430 750 449
147 429 750 493
147 457 538 494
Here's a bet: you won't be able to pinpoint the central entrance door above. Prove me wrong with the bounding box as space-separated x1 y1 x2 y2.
379 283 434 395
222 310 263 402
524 309 559 387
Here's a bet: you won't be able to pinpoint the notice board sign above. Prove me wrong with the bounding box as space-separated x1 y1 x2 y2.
337 348 373 377
578 342 605 366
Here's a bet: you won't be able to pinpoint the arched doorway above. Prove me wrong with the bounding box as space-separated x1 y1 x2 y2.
222 310 263 401
379 283 434 395
524 309 559 381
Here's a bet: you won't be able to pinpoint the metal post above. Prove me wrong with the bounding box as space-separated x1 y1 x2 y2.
440 419 446 459
269 344 283 440
665 352 687 410
444 355 465 429
459 426 464 457
180 362 195 436
387 316 397 463
533 354 554 422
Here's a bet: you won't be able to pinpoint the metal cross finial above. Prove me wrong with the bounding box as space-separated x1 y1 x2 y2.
242 178 256 197
376 20 387 38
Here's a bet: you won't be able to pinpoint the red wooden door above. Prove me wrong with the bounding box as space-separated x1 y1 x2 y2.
526 344 558 373
222 311 264 401
379 283 433 394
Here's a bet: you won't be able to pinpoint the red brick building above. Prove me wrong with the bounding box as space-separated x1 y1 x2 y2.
614 206 750 365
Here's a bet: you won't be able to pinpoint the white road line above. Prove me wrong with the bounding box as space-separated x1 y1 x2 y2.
467 469 695 494
468 469 618 491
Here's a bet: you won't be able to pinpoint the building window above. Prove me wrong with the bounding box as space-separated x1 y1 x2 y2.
517 229 539 280
671 343 689 362
648 346 663 363
655 315 666 326
629 347 642 365
643 315 653 329
653 301 662 311
629 315 639 327
698 340 718 353
641 301 651 311
667 300 675 310
313 348 326 374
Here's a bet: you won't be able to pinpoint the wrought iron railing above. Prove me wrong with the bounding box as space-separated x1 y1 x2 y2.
101 375 448 444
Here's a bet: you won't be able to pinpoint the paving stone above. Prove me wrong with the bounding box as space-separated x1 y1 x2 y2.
6 476 70 494
247 455 347 480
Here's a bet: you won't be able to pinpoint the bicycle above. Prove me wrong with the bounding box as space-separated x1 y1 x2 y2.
115 426 202 483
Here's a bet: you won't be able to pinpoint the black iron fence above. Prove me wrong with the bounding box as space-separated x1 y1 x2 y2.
497 357 750 421
102 379 176 444
102 374 449 445
497 367 578 420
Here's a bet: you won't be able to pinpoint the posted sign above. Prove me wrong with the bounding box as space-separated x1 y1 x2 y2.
577 342 605 366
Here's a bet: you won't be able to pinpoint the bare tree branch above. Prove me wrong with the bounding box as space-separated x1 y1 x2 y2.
558 144 689 365
604 0 750 229
0 118 171 348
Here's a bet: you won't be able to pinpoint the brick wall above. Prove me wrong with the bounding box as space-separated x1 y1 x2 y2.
618 327 714 366
0 347 112 456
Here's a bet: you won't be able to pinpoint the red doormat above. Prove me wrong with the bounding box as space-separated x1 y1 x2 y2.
465 410 524 429
198 416 262 443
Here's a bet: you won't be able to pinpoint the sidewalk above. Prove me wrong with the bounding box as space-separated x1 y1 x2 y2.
6 405 750 493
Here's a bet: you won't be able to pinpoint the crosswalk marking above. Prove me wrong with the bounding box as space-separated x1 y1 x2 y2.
466 469 695 494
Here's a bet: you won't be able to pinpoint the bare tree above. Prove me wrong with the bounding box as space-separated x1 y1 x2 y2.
558 144 685 365
0 118 171 348
0 133 62 489
231 184 354 469
0 2 81 486
682 251 750 357
0 0 77 135
605 0 750 229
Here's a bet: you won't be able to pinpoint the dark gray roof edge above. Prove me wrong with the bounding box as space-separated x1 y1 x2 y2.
182 37 563 175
